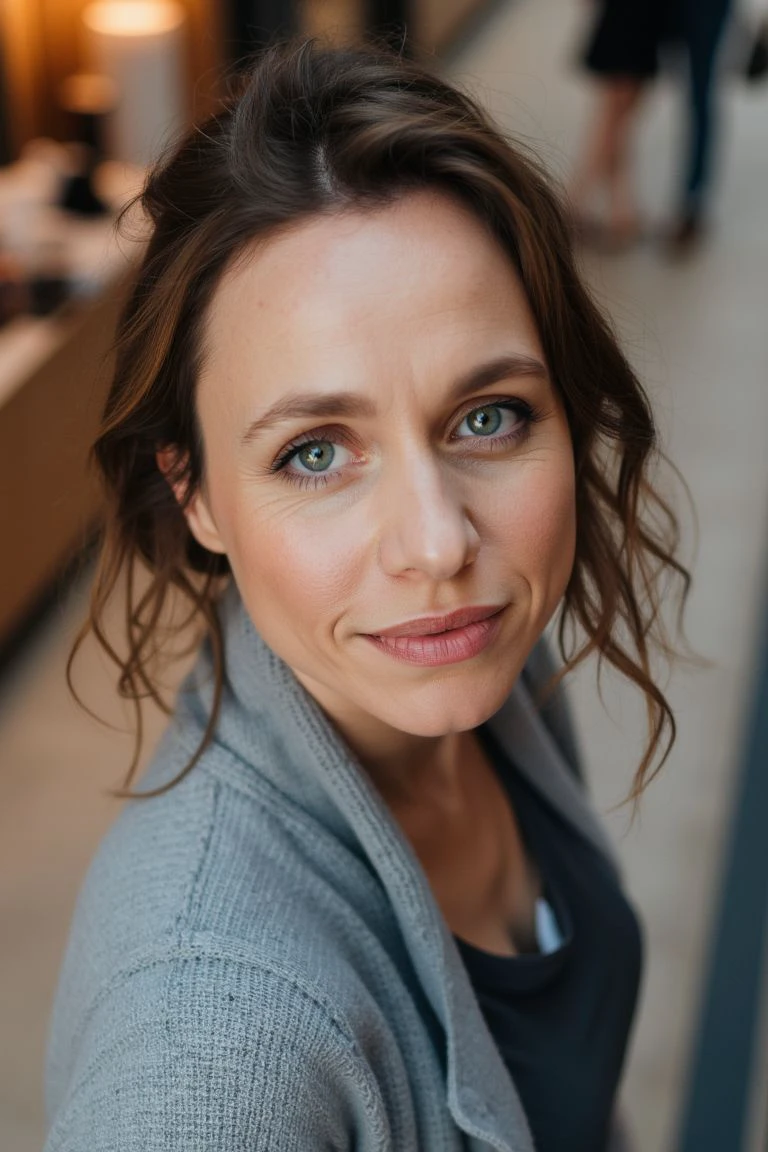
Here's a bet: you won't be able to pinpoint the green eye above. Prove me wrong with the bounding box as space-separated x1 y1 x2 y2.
296 442 335 471
464 406 503 436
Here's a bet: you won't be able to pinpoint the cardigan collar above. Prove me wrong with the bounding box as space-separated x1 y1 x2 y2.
175 579 618 1152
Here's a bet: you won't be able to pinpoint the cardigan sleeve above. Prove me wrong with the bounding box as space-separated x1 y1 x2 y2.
44 947 390 1152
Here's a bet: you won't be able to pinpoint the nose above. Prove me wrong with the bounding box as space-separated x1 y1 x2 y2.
377 451 481 581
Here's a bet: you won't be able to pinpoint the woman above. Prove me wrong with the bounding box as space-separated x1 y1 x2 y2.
571 0 674 245
45 38 688 1151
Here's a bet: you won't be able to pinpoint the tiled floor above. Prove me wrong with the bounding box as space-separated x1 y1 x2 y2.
2 2 767 1149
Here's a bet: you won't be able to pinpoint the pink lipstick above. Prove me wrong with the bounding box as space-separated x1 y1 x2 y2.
365 605 505 667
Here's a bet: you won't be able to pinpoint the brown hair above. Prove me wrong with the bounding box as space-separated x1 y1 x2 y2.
68 36 690 801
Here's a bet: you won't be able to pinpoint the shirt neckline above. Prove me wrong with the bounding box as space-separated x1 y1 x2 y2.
453 729 576 993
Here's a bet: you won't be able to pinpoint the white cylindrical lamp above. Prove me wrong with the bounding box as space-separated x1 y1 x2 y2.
82 1 187 167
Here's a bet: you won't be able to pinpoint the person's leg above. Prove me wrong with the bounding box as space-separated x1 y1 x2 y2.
570 77 646 240
569 82 613 221
675 0 732 239
603 79 646 237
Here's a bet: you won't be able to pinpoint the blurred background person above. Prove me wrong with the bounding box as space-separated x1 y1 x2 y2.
569 0 673 246
571 0 738 252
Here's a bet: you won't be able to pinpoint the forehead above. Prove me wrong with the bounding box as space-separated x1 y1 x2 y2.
200 190 544 411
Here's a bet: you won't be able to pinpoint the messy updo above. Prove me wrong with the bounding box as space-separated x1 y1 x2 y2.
68 36 689 800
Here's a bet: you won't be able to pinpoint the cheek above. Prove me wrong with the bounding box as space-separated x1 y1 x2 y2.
224 492 368 643
494 451 577 595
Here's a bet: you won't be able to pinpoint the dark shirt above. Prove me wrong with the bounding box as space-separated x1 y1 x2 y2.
455 728 643 1152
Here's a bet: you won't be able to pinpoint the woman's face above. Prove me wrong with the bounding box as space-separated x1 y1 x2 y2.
178 190 576 747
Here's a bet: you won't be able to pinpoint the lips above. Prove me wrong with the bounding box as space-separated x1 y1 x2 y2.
364 605 506 667
368 605 504 639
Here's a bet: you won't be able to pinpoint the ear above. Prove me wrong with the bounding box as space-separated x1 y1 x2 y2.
156 446 227 556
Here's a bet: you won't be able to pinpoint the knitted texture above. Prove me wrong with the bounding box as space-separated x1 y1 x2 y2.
44 583 617 1151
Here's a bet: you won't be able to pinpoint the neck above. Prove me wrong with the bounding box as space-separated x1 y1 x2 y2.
293 668 476 815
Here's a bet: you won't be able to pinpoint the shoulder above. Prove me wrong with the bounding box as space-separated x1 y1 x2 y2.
48 726 355 1026
46 734 390 1148
45 940 386 1150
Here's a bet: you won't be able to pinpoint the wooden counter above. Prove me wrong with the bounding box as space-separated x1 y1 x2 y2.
0 274 129 645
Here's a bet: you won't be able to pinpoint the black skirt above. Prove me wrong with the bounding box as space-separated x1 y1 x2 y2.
582 0 679 78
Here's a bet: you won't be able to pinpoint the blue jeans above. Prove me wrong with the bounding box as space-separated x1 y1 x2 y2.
680 0 733 213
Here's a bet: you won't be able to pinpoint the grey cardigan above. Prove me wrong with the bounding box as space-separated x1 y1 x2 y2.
45 581 623 1151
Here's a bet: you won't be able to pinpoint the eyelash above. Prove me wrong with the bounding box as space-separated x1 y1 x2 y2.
270 398 540 490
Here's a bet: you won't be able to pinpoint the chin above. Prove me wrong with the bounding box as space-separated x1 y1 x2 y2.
380 670 519 739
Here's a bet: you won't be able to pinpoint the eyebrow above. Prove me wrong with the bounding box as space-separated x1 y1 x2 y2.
239 353 549 446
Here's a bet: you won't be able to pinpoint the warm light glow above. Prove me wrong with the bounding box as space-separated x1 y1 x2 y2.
83 1 185 38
